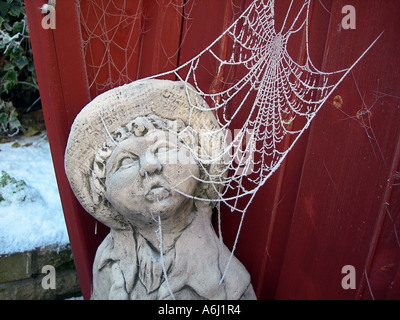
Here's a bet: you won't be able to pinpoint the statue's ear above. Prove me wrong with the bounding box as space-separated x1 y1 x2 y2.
90 154 107 205
90 176 105 206
93 155 106 178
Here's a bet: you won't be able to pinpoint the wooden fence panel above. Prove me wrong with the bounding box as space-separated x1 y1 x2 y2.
275 0 400 299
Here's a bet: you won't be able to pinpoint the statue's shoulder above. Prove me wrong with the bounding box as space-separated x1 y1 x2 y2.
173 211 256 299
91 229 138 299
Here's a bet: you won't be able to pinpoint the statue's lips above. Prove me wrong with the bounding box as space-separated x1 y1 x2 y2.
145 186 171 202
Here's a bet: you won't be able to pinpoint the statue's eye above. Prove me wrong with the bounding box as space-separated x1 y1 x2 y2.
119 154 138 167
155 146 169 154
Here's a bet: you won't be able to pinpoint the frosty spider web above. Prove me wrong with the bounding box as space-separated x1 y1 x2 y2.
144 0 381 214
78 0 143 97
77 0 382 288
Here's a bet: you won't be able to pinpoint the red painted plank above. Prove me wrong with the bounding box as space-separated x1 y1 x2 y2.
137 0 184 79
365 163 400 299
256 0 335 299
275 0 400 299
25 0 106 299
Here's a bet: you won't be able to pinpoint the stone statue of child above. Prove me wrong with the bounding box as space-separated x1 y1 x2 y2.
65 79 256 300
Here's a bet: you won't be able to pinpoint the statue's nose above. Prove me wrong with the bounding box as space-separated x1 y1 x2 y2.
139 152 162 177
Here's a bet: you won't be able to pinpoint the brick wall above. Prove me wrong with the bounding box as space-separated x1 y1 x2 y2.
0 244 82 300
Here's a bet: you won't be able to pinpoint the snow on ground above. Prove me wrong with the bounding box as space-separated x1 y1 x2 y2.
0 132 69 254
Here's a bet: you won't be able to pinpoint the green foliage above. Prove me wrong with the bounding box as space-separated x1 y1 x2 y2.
0 170 26 189
0 170 27 202
0 0 40 137
0 99 21 136
0 170 41 204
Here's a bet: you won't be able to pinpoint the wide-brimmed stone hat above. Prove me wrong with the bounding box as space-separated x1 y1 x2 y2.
65 79 226 229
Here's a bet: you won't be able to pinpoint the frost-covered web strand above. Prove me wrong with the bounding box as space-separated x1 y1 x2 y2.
78 0 144 96
155 215 175 300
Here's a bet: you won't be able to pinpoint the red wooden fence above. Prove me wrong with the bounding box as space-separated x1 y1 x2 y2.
25 0 400 299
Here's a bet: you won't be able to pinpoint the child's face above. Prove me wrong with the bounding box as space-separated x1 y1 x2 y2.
104 129 199 225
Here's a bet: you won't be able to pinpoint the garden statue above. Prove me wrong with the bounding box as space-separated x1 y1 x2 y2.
65 79 256 300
